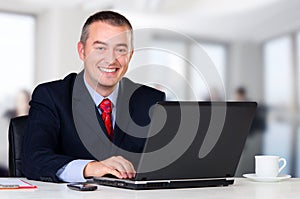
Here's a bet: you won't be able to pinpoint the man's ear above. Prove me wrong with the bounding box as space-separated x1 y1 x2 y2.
77 42 85 60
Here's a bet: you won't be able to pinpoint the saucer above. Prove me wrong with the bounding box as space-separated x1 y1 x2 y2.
243 173 291 182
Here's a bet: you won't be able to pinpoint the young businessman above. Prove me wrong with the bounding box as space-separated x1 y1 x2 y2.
22 11 165 183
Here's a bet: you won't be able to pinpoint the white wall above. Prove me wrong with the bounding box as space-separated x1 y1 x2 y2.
34 8 88 86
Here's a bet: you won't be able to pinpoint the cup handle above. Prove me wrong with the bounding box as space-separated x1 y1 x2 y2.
278 158 287 173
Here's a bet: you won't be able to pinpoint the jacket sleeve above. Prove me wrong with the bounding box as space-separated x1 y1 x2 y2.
22 84 76 183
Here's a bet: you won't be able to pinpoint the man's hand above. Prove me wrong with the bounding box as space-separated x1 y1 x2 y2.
83 156 135 179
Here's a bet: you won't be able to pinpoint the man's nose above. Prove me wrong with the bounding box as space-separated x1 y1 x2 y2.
105 48 117 64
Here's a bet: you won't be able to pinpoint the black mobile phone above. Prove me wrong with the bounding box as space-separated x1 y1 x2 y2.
67 183 97 191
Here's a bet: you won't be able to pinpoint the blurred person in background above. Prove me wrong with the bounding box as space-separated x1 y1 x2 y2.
3 89 31 118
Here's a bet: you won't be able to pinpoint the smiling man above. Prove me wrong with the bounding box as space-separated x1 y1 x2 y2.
22 11 165 183
79 18 133 97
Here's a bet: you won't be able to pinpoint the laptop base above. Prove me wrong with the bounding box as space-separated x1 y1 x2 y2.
94 177 234 190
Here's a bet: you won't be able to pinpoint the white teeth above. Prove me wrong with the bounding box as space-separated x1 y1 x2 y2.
99 67 116 73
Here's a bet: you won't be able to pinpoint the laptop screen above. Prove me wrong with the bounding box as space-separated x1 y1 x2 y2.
134 101 257 181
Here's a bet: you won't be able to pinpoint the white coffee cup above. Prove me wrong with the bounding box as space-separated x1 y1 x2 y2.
255 155 287 177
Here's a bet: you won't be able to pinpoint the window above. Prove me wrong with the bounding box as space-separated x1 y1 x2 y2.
263 36 294 176
0 12 35 175
297 32 300 107
264 36 292 107
128 36 227 101
190 43 226 100
297 32 300 177
0 12 35 114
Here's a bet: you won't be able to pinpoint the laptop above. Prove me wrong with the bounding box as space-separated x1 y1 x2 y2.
94 101 257 190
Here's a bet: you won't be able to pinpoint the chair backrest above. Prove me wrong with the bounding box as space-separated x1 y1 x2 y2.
8 116 28 177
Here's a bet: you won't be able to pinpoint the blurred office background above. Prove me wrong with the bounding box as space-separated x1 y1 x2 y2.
0 0 300 177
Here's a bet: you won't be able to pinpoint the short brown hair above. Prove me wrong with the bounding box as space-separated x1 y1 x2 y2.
80 10 133 45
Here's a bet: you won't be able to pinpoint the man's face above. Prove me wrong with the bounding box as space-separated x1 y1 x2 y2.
78 21 133 95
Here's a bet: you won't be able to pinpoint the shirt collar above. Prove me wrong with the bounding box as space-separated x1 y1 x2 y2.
83 75 118 108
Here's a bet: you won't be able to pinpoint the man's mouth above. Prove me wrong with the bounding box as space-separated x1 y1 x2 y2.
99 67 117 73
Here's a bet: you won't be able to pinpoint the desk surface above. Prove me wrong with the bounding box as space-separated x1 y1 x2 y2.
0 178 299 199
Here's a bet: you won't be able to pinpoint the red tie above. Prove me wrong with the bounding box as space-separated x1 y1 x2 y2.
99 99 113 140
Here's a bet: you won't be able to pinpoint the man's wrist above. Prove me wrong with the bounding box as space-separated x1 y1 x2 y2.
83 160 98 178
57 159 94 182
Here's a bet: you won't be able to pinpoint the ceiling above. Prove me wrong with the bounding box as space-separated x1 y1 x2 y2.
0 0 299 42
0 0 283 14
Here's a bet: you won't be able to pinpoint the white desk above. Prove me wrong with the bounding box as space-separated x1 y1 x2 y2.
0 178 299 199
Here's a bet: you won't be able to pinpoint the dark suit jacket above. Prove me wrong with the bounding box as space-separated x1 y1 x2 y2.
22 71 165 182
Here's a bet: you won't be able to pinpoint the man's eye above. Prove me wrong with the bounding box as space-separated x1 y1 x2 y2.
96 47 105 51
116 48 127 54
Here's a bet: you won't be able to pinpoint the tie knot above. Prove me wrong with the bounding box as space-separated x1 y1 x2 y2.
99 99 112 114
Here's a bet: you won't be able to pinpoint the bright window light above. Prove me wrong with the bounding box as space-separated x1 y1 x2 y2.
0 12 35 113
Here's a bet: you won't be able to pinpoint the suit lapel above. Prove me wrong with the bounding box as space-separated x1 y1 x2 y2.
72 71 114 159
72 74 143 155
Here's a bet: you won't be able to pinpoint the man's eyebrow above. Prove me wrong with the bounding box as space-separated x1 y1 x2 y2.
92 41 108 45
116 44 128 48
92 41 128 48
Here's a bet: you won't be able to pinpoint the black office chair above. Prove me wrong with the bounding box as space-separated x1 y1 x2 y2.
8 115 28 177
